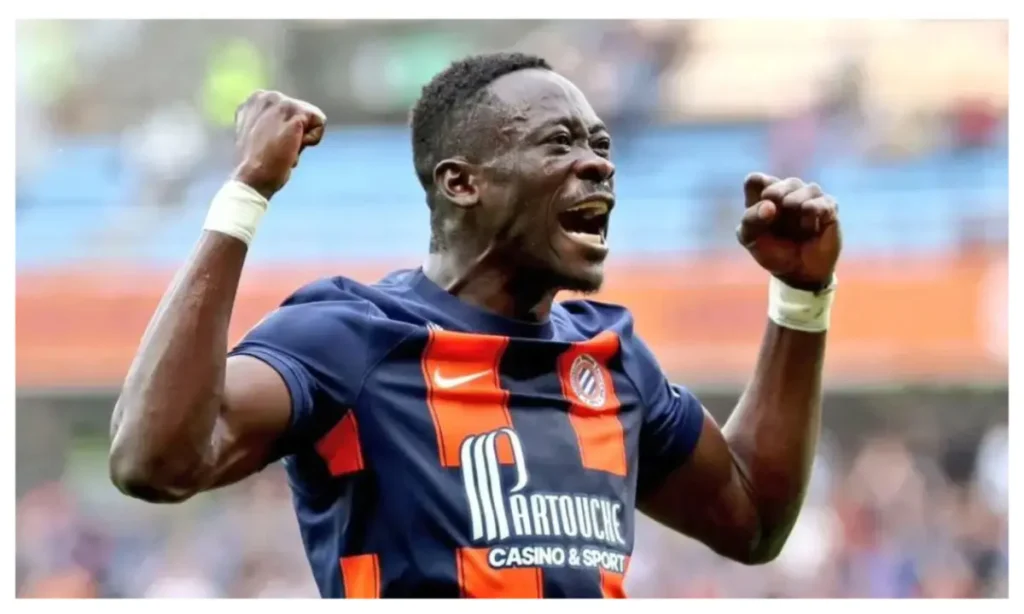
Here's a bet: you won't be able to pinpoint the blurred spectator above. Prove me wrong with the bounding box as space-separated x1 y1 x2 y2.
125 101 209 213
974 424 1007 515
622 427 1007 599
93 101 209 258
819 54 866 161
770 104 821 178
952 98 1000 152
600 22 681 153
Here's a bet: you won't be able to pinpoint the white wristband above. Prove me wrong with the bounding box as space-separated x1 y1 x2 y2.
768 275 837 333
203 180 269 245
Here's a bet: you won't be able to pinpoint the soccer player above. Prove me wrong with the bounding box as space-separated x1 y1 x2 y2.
109 53 841 598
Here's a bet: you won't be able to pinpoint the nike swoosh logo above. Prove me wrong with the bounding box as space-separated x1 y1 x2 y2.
433 368 491 390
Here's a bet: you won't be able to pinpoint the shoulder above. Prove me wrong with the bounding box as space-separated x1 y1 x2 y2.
231 274 425 412
554 298 664 399
284 272 415 311
270 269 431 325
255 277 382 336
237 273 419 358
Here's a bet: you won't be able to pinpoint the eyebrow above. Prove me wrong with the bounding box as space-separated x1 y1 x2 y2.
539 116 609 135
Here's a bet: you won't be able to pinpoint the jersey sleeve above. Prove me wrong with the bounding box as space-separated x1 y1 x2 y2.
228 282 378 462
620 334 706 499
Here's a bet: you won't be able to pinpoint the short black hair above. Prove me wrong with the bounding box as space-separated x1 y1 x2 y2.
410 52 552 250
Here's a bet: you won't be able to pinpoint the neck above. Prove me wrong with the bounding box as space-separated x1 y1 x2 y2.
423 250 558 322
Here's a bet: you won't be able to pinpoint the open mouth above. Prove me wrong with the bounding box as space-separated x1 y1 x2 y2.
558 200 610 246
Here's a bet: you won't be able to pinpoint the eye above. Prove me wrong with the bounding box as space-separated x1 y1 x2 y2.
548 132 572 147
592 137 612 155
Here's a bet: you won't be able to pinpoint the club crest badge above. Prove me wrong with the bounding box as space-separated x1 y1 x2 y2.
569 354 606 408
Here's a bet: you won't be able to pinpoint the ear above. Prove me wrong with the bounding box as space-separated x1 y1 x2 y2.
433 158 480 209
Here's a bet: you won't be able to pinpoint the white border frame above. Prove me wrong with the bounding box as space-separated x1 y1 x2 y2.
6 4 1017 609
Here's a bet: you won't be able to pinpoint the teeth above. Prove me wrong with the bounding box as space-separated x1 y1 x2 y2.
567 231 605 246
567 201 609 216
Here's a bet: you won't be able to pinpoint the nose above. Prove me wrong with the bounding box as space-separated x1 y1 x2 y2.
574 152 615 185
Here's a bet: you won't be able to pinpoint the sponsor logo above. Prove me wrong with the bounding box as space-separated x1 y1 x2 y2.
460 428 628 574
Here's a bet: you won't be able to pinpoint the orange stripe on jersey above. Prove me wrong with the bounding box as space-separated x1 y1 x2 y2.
599 556 630 598
340 553 380 598
456 547 543 598
557 330 627 476
421 329 513 468
315 411 364 476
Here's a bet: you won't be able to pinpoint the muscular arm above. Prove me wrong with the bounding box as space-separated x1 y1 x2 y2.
639 173 839 564
109 233 291 503
109 91 325 503
639 322 825 564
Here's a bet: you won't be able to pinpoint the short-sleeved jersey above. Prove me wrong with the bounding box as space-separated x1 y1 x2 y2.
229 269 704 598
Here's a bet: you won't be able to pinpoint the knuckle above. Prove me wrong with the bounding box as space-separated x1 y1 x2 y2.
255 89 277 105
764 177 796 196
286 100 318 119
240 89 280 115
301 102 325 120
259 91 286 111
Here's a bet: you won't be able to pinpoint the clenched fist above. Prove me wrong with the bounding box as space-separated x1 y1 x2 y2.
736 173 842 291
231 90 326 200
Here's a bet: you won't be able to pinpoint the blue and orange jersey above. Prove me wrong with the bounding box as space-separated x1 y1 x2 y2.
229 269 705 598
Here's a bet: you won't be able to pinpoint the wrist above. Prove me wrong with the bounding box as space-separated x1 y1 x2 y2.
231 165 277 201
202 180 269 245
767 275 837 333
773 273 835 293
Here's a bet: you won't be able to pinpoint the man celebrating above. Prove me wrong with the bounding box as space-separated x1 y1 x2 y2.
109 53 841 598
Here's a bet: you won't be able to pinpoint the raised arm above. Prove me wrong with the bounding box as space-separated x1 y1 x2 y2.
109 91 326 503
638 174 841 564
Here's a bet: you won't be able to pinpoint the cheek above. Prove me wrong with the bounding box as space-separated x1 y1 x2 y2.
515 200 554 239
479 190 536 241
541 155 575 181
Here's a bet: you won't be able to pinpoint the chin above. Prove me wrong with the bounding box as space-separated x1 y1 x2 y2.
546 229 609 295
552 262 605 295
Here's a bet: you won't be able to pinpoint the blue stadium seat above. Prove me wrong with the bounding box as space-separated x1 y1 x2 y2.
16 126 1008 267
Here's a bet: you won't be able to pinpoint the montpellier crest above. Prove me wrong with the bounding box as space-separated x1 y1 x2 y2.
569 354 606 408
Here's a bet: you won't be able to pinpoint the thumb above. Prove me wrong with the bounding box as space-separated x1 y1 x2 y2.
744 172 779 209
736 200 777 246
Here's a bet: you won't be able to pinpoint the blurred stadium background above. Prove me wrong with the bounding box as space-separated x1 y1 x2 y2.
15 19 1008 598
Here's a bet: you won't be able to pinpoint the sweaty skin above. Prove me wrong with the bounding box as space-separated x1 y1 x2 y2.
110 70 840 567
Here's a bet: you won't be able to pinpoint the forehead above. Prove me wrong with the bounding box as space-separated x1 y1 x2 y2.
485 69 602 131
